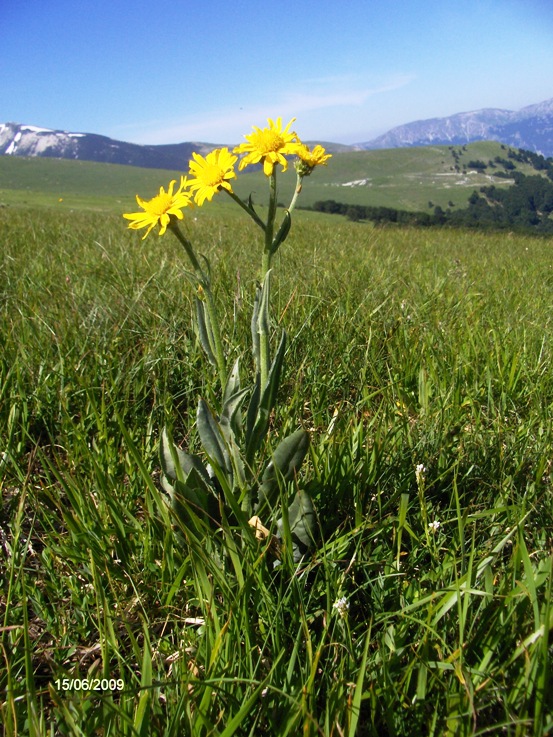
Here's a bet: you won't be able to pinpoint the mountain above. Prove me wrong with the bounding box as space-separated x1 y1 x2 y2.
359 98 553 157
0 123 221 170
3 98 553 169
0 123 357 170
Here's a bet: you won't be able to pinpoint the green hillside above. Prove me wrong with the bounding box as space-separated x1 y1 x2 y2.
0 141 545 213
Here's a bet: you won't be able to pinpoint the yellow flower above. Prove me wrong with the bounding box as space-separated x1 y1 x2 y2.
123 177 192 239
295 143 332 175
187 147 237 206
234 117 303 176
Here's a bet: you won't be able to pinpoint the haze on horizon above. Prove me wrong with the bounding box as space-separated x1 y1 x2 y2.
2 0 553 147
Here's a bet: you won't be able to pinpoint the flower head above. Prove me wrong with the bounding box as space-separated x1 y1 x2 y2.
187 147 237 206
428 520 441 533
295 143 332 176
332 596 349 619
234 117 303 176
415 464 426 484
123 177 193 239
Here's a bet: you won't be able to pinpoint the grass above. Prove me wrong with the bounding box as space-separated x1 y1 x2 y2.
0 140 541 214
1 201 553 735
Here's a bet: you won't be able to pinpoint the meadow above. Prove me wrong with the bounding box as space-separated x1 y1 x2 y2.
1 201 553 735
0 140 539 214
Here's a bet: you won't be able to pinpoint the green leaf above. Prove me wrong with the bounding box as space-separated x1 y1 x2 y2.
246 330 287 462
222 357 241 407
271 210 291 253
288 490 315 548
166 474 219 532
257 270 271 338
195 296 217 367
245 375 261 451
251 282 261 367
159 427 211 486
159 428 219 531
197 398 233 483
278 490 316 562
263 328 286 409
221 388 249 441
198 253 212 286
256 428 310 513
221 360 248 441
133 624 152 737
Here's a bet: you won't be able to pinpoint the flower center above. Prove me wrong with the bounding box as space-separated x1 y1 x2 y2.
147 192 173 216
203 164 224 187
258 130 285 153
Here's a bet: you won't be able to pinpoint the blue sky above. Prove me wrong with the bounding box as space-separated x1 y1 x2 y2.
2 0 553 145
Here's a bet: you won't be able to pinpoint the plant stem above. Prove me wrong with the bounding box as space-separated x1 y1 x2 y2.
287 172 304 217
224 189 266 232
168 220 227 388
264 170 278 275
168 219 203 276
258 171 279 388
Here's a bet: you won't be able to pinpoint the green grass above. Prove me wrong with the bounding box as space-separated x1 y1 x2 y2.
0 140 540 214
1 202 553 735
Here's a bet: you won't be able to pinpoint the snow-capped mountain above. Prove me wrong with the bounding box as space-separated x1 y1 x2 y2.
0 123 220 170
359 98 553 156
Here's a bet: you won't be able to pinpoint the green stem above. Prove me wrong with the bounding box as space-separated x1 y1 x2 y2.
259 275 270 391
168 219 204 277
168 220 227 388
224 189 266 232
258 170 278 388
287 172 304 217
203 288 227 389
264 170 278 274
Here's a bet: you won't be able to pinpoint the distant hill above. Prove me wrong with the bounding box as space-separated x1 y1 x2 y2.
359 98 553 157
0 123 356 171
0 123 222 170
1 141 548 215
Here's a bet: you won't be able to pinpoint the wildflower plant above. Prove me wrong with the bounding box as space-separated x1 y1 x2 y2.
124 117 331 565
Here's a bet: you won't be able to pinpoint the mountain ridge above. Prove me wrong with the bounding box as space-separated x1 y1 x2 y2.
2 96 553 170
359 98 553 156
0 122 222 170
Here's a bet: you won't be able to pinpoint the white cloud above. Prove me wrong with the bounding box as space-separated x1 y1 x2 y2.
113 73 415 145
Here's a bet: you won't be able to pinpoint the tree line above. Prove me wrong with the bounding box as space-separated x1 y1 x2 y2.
310 149 553 235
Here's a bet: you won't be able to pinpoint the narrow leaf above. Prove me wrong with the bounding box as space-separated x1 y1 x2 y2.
197 398 232 481
271 210 291 253
287 490 315 549
222 357 241 407
199 253 212 286
245 375 261 454
195 296 217 367
257 270 271 337
257 429 310 512
246 330 287 461
277 490 315 562
221 386 249 442
251 283 262 367
159 427 211 485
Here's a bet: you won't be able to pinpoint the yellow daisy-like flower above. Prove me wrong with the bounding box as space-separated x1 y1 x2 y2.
187 147 237 206
123 176 192 239
234 117 303 176
296 143 332 175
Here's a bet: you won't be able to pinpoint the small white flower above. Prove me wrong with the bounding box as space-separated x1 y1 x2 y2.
333 596 349 619
415 464 426 485
428 520 440 533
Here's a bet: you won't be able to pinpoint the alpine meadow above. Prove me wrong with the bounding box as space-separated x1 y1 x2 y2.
1 119 553 737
